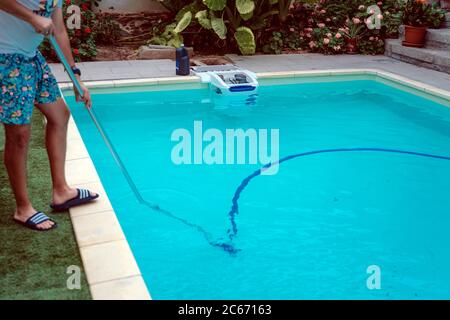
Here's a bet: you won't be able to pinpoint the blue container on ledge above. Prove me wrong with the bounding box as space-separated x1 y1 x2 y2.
176 45 190 76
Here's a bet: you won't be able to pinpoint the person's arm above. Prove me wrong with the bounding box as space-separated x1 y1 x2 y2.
52 7 92 108
0 0 54 35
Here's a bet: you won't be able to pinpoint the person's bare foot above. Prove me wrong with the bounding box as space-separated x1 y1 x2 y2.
52 186 98 206
14 206 55 230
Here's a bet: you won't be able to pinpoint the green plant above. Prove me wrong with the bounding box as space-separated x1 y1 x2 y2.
341 17 366 39
309 26 345 54
402 0 432 27
285 30 303 50
427 3 447 28
319 0 374 27
262 31 284 54
357 35 385 54
154 0 307 55
297 0 404 55
149 22 184 48
381 10 402 38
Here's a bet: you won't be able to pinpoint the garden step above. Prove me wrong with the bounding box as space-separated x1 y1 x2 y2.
425 28 450 49
398 25 450 49
385 39 450 74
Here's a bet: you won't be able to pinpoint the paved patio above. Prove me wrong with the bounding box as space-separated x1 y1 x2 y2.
50 54 450 92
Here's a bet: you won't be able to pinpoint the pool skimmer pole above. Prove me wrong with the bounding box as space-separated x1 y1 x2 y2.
48 35 143 201
48 35 239 254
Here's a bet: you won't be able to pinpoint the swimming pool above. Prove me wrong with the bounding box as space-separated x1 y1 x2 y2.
65 75 450 299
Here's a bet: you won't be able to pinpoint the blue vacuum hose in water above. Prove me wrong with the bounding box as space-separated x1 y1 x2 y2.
50 36 450 255
226 148 450 244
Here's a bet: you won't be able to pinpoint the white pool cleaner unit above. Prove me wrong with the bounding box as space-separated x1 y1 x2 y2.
192 65 259 108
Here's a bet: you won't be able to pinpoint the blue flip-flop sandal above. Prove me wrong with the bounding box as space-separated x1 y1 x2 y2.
50 188 99 212
14 212 58 231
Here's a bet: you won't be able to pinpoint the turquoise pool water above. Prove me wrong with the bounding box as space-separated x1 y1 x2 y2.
67 79 450 299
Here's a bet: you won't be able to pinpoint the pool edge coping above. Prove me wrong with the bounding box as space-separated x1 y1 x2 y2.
58 69 450 101
64 106 152 300
61 68 450 300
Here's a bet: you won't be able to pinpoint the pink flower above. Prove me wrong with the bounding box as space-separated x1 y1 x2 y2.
323 38 330 45
326 18 331 22
9 69 19 78
353 18 361 24
22 87 28 92
333 45 341 51
289 27 295 32
377 14 383 20
43 74 49 79
320 9 326 14
0 106 3 113
309 41 317 48
369 9 375 14
318 23 325 28
370 36 374 41
335 33 342 39
377 1 383 5
327 33 332 38
12 110 22 118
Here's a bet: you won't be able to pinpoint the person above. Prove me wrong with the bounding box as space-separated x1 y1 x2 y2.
0 0 98 231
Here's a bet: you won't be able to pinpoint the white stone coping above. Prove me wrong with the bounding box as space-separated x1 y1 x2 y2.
60 70 450 106
65 112 151 300
61 69 449 300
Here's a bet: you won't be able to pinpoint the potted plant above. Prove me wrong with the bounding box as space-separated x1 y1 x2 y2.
428 3 448 28
402 0 432 47
342 18 366 54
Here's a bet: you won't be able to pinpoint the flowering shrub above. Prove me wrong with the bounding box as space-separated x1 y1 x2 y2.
41 0 99 62
357 35 385 54
307 27 345 54
270 0 405 55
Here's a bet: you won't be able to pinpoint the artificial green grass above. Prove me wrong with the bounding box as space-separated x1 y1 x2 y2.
0 113 91 300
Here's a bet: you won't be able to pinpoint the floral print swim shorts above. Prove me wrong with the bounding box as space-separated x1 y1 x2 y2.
0 51 61 125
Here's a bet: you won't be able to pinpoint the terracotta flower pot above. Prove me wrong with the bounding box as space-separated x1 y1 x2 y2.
402 25 427 48
345 38 358 54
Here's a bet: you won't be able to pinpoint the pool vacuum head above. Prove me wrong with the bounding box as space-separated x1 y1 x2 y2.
192 65 259 108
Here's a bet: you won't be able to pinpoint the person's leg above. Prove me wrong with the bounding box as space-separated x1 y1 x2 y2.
36 98 97 205
3 124 55 230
